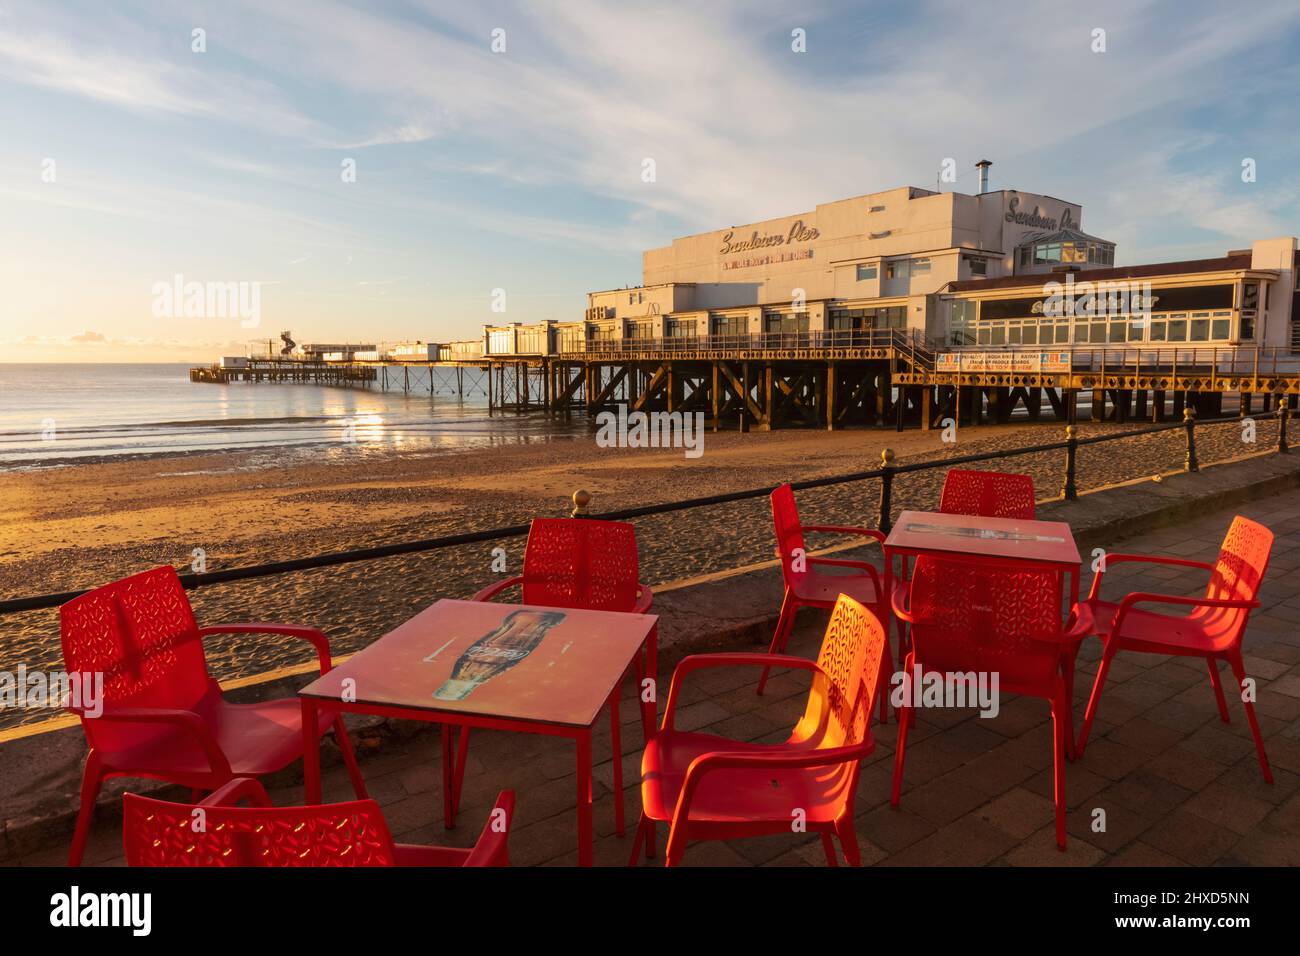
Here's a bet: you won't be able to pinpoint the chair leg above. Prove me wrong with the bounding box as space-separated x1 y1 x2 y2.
609 688 625 837
890 659 913 807
876 609 894 726
820 831 839 867
1228 651 1274 784
836 819 862 867
1076 638 1119 757
68 752 105 867
1207 657 1231 723
333 717 369 799
627 813 648 866
757 592 797 696
664 819 687 867
1061 646 1079 761
1051 691 1067 850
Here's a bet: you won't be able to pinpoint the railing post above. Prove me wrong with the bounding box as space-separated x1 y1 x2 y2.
1061 425 1078 500
571 489 591 517
878 448 895 533
1279 402 1290 454
1183 406 1199 473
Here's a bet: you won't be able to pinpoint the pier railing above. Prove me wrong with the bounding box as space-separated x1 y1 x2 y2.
0 406 1289 617
542 327 925 359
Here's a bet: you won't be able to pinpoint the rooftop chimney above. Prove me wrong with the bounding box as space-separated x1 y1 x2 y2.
975 159 992 195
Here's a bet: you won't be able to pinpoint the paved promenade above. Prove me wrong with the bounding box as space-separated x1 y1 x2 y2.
21 494 1300 867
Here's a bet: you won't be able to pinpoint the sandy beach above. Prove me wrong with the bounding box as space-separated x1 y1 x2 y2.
0 413 1278 732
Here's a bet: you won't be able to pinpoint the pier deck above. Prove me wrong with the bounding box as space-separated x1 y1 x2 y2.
191 336 1300 430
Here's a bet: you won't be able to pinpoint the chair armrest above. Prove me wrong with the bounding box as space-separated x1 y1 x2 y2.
805 557 882 598
91 705 233 778
201 777 273 808
199 623 334 674
1111 592 1259 639
800 525 886 545
666 742 874 862
891 580 916 624
634 583 653 614
661 653 825 732
472 576 523 603
1087 554 1214 601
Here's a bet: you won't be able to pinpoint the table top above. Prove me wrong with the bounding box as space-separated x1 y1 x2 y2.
300 599 657 728
885 510 1081 567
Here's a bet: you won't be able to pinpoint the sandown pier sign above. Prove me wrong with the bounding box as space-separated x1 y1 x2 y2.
719 219 820 256
1004 196 1078 232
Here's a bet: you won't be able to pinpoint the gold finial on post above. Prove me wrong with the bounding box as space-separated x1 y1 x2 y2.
881 447 895 466
571 489 591 517
1065 424 1076 440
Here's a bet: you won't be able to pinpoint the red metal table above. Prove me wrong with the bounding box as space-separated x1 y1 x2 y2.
884 510 1083 741
886 508 1080 581
299 598 658 867
885 509 1082 612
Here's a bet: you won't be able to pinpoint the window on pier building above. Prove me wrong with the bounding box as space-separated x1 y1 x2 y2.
886 258 930 280
856 263 878 281
627 320 654 339
949 299 976 345
764 312 810 334
712 314 748 337
666 318 697 337
829 306 906 331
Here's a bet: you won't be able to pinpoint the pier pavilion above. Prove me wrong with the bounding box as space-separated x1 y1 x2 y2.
194 165 1300 429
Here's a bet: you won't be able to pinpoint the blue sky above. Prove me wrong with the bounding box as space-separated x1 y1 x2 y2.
3 0 1300 361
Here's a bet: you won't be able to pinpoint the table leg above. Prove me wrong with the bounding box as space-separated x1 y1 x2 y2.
442 724 456 829
643 627 659 738
576 729 593 866
302 698 322 804
609 688 624 836
452 726 469 819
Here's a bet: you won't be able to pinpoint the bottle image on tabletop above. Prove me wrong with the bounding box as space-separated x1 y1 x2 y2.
433 609 566 701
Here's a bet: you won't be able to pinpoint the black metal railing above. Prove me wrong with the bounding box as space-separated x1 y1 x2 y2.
0 407 1289 617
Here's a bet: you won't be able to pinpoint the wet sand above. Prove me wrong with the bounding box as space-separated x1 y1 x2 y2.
0 414 1277 731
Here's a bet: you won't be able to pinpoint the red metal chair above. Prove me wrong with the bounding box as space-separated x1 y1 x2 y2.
630 593 886 866
60 566 366 866
1072 516 1274 782
471 517 654 835
759 483 892 725
123 778 514 866
891 554 1074 849
940 468 1037 519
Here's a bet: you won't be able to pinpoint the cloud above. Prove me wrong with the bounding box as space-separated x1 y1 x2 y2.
68 330 107 343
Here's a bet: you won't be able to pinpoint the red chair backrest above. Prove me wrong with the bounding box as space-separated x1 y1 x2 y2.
940 469 1036 520
122 790 515 867
905 555 1061 689
770 484 807 587
60 567 210 750
521 518 640 612
1202 516 1274 638
461 790 515 866
123 792 400 866
791 594 887 750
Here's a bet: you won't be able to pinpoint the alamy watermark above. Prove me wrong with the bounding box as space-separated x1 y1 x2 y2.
594 405 705 459
890 665 1000 718
151 273 261 328
0 665 103 718
1036 274 1154 322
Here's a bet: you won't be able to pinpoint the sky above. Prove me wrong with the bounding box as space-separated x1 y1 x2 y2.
3 0 1300 362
